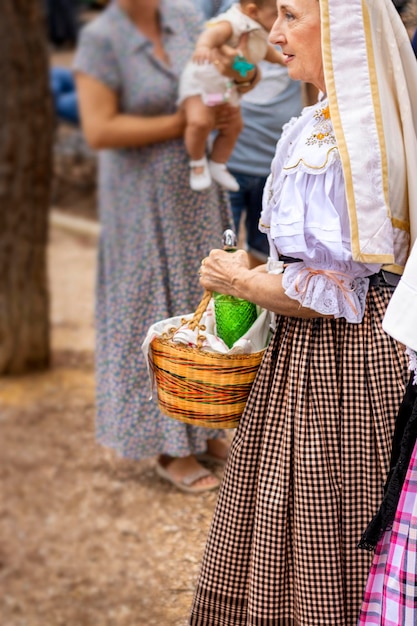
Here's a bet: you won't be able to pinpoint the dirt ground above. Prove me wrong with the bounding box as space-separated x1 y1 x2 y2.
0 226 227 626
0 186 225 626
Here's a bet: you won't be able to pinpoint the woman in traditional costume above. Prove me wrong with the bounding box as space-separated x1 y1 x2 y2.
190 0 417 623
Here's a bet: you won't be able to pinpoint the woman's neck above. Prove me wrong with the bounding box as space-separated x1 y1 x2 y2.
117 0 159 31
117 0 168 64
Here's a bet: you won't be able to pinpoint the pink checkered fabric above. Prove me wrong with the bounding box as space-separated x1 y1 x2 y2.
358 440 417 625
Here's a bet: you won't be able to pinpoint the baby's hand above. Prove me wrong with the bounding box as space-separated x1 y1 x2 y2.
193 45 213 65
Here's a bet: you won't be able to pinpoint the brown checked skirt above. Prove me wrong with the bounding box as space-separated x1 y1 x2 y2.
189 284 408 626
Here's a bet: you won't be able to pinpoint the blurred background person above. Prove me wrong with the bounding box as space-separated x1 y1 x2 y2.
198 0 234 20
179 0 284 192
73 0 248 494
226 58 303 266
44 0 81 49
197 0 304 267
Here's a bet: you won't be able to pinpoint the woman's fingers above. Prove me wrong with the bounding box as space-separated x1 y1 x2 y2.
199 249 249 294
213 103 240 130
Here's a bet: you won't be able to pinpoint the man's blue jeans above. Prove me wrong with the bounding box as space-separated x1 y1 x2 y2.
228 171 269 261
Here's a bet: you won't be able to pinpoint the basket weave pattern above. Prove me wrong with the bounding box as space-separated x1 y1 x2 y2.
150 291 265 429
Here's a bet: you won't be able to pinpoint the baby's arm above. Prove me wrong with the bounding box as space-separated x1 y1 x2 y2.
264 45 285 66
193 21 234 65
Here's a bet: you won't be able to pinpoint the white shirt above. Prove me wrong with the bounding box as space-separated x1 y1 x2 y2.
260 98 381 323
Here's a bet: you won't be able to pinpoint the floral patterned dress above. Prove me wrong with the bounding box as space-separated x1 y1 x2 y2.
74 0 232 459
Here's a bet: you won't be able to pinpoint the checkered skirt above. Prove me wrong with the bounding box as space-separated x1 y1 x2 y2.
358 440 417 625
189 286 408 626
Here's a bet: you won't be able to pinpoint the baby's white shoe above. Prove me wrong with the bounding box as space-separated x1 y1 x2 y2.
208 161 239 191
189 157 212 191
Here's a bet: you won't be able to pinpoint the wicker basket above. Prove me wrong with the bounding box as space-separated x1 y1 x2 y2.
150 290 265 429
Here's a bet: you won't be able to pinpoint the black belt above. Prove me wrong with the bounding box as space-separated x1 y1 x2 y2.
279 254 303 264
369 269 401 289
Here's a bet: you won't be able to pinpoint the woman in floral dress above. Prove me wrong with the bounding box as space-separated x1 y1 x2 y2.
73 0 250 492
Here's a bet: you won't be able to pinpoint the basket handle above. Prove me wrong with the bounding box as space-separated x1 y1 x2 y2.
187 290 212 331
161 290 212 348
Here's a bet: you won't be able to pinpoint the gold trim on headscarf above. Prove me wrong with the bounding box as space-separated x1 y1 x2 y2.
320 0 417 271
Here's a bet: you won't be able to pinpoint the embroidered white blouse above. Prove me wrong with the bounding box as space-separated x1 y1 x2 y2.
260 98 381 323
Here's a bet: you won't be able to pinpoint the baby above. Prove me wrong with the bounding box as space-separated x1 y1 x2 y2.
178 0 284 192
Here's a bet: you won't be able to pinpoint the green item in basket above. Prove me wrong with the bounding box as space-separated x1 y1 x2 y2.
214 295 258 349
213 229 258 349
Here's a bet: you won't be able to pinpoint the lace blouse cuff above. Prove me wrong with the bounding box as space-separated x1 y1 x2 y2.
282 263 369 323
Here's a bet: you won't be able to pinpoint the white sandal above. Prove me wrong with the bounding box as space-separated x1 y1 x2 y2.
189 157 212 192
155 458 220 494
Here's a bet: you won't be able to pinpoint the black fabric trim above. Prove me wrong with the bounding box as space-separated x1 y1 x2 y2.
369 270 401 289
358 376 417 551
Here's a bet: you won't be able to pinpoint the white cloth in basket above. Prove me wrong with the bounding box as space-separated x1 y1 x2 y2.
141 298 272 396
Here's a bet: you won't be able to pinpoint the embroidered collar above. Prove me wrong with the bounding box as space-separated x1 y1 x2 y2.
282 99 339 173
306 104 335 148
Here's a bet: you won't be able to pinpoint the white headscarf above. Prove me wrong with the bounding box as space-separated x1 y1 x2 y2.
321 0 417 272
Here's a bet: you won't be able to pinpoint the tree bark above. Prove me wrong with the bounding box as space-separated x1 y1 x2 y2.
0 0 53 374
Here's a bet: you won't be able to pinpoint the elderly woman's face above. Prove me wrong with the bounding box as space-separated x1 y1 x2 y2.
269 0 324 92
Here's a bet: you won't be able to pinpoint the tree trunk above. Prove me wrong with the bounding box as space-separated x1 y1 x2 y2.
0 0 53 374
